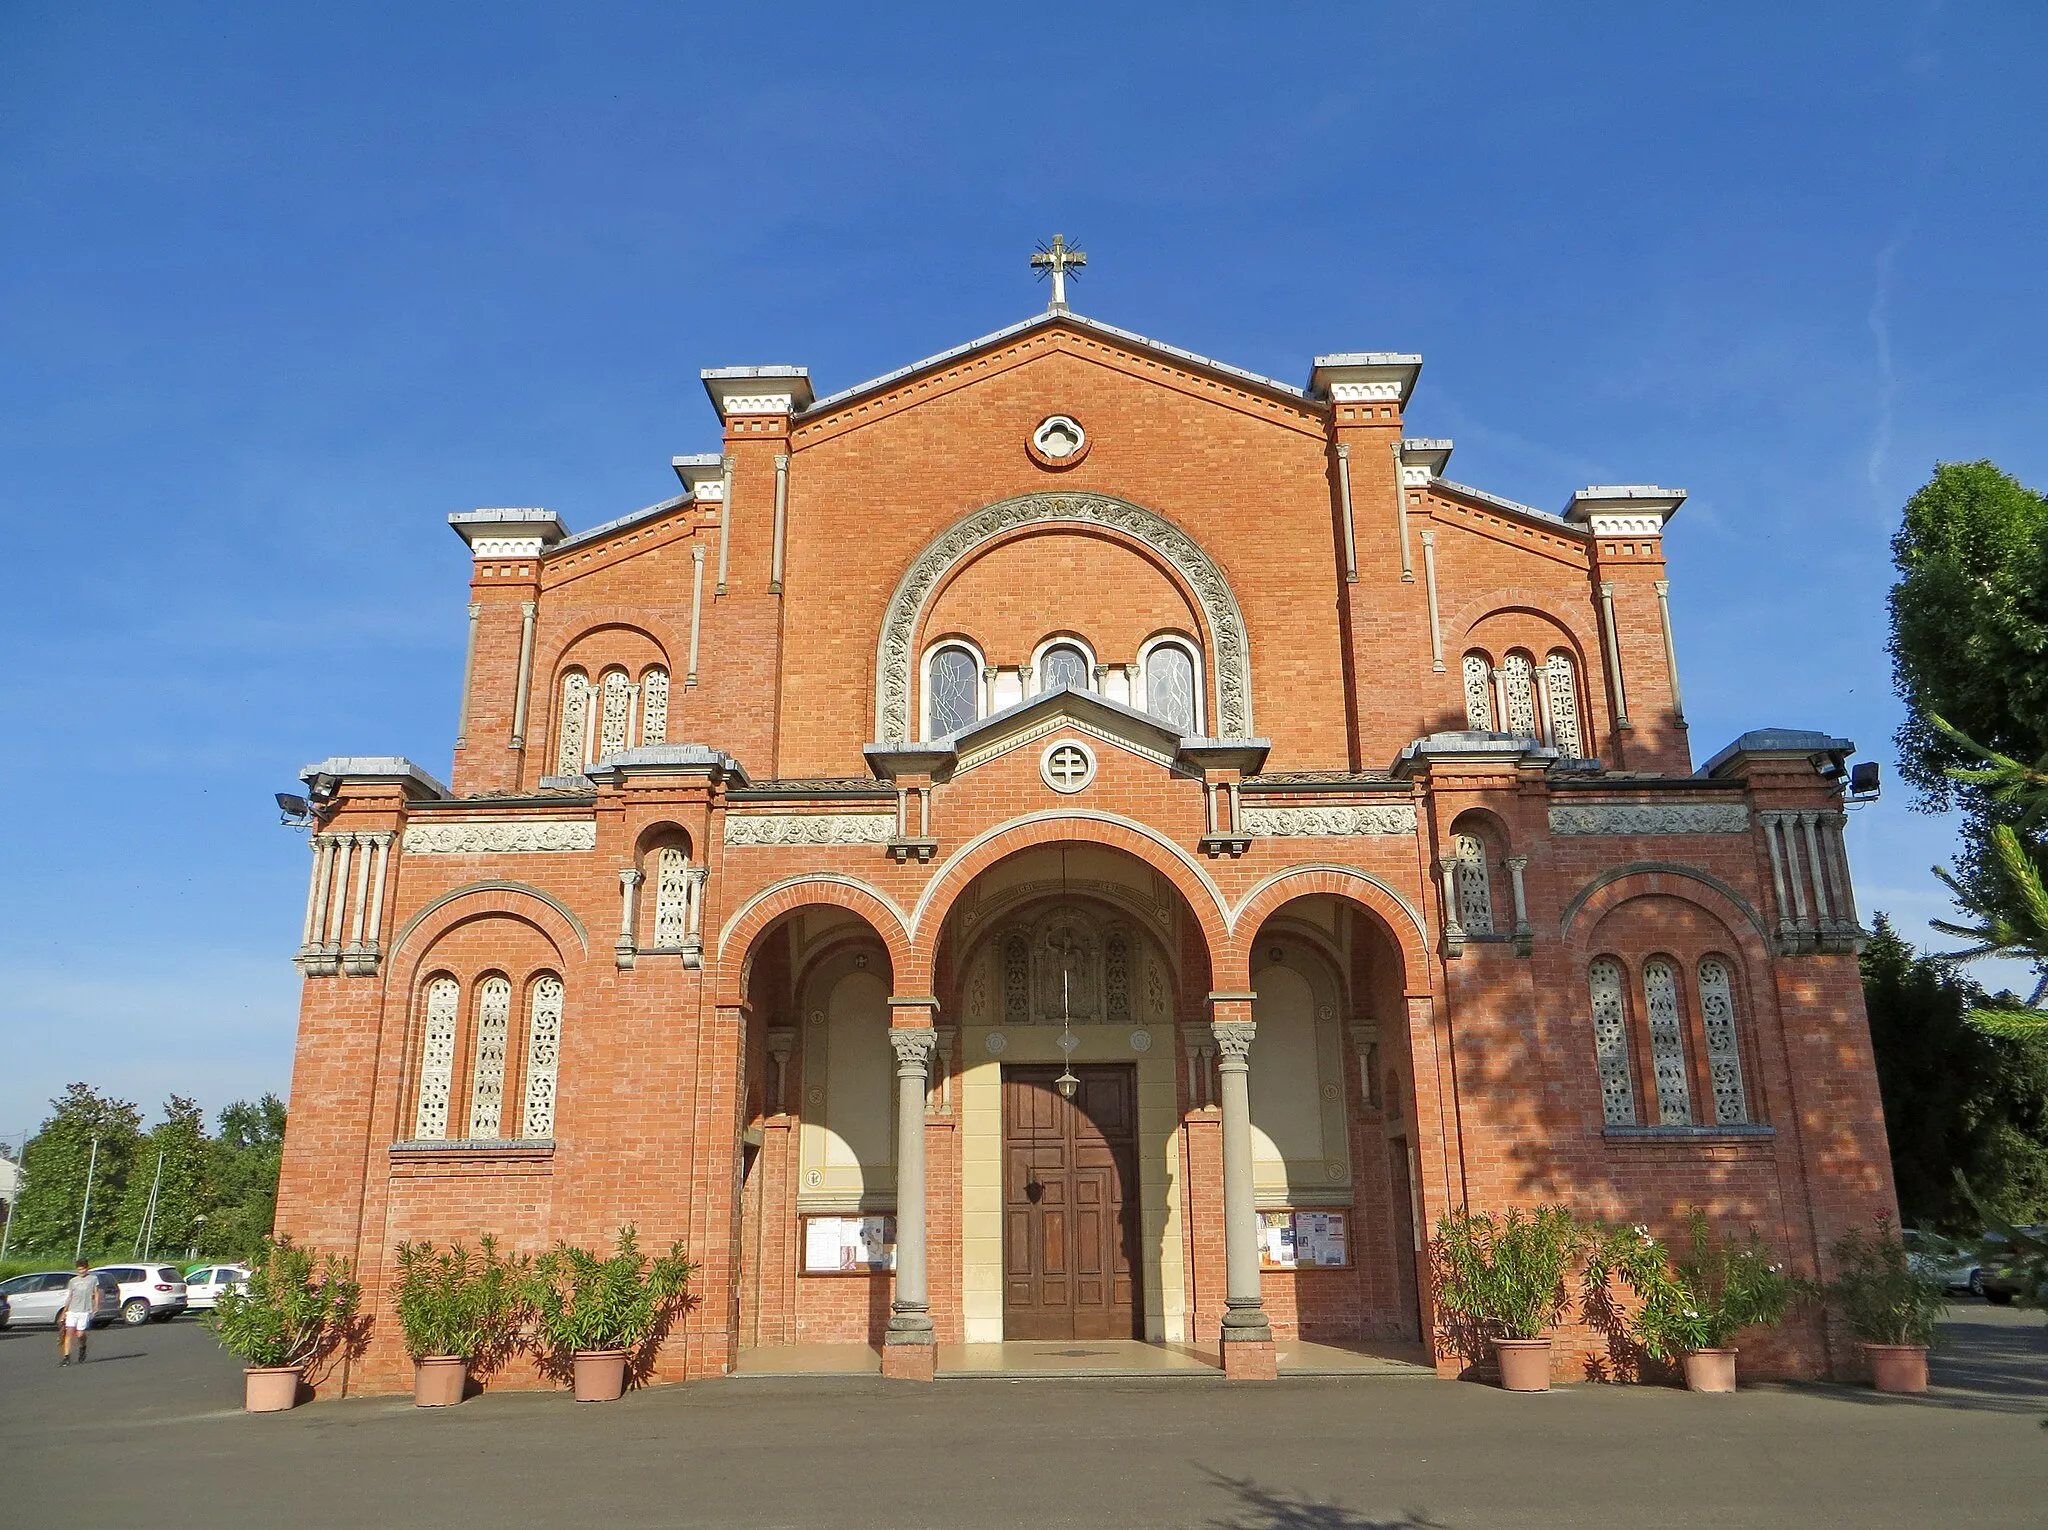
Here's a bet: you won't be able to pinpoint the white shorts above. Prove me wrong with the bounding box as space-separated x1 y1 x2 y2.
64 1312 93 1332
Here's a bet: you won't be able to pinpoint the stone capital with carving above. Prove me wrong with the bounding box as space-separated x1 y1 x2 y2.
889 1026 937 1074
1210 1020 1257 1064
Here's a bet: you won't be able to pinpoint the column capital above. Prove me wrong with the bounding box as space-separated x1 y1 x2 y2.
618 867 644 887
1211 1020 1257 1064
889 1026 936 1073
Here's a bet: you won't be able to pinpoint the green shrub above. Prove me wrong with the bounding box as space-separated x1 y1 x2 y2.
204 1235 363 1370
392 1236 528 1363
1431 1205 1587 1341
522 1226 693 1359
1822 1217 1946 1347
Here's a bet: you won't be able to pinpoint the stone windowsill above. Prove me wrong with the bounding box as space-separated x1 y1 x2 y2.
390 1138 556 1156
1602 1124 1776 1142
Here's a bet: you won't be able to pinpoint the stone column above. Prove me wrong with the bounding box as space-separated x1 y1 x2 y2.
615 868 643 971
1211 1001 1275 1379
882 1021 937 1380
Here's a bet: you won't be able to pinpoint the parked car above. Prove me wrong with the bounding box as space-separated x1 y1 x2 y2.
0 1270 120 1327
90 1263 189 1325
180 1263 250 1311
1903 1228 1984 1295
1975 1227 2047 1306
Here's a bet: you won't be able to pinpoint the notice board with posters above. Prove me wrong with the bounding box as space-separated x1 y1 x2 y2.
1258 1209 1351 1270
800 1214 898 1275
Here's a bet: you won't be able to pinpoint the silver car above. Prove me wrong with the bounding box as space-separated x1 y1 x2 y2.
0 1270 120 1327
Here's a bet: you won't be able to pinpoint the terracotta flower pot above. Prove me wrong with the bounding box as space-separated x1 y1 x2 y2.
1682 1349 1738 1393
572 1348 629 1402
244 1365 304 1412
413 1355 469 1407
1863 1343 1929 1394
1492 1337 1553 1392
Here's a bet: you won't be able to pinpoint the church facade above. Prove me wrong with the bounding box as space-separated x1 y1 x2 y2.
275 277 1896 1390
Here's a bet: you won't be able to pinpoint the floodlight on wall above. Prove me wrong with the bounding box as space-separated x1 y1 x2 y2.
276 785 338 829
1847 760 1881 803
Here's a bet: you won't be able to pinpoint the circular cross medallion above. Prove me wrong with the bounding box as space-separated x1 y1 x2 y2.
1041 739 1097 794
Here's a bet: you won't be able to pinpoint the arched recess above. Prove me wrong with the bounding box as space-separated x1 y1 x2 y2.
1225 865 1430 992
716 875 913 1007
1560 864 1772 960
874 491 1255 743
388 881 589 973
906 811 1233 996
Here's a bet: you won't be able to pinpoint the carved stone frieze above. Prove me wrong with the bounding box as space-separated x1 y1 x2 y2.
1548 803 1749 836
402 820 597 854
1241 804 1419 837
875 492 1253 742
723 813 897 847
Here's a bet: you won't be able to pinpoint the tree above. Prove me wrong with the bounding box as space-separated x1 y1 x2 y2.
204 1095 286 1257
8 1084 143 1257
1862 916 2048 1230
1888 460 2048 812
114 1096 211 1259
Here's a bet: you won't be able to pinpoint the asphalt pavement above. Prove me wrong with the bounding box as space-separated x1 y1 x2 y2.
6 1304 2044 1530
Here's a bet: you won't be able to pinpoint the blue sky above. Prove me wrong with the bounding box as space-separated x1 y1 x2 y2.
2 3 2043 1140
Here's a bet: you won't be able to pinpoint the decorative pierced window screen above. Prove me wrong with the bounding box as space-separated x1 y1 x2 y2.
599 671 632 758
653 846 690 947
1502 653 1538 737
1453 834 1494 935
556 673 590 775
1041 644 1090 692
640 668 669 745
414 977 459 1140
1003 935 1030 1024
522 975 563 1138
1545 652 1582 755
467 977 511 1139
1697 958 1749 1124
1642 959 1694 1124
1145 644 1197 734
1462 654 1495 730
1588 958 1637 1126
928 648 978 736
1105 932 1131 1023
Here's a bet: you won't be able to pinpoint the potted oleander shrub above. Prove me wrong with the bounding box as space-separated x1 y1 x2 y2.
392 1236 529 1407
523 1226 694 1402
1821 1218 1945 1393
205 1236 364 1412
1432 1205 1586 1391
1609 1210 1799 1392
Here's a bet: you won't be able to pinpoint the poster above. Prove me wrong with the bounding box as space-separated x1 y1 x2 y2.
1259 1210 1348 1269
802 1214 897 1273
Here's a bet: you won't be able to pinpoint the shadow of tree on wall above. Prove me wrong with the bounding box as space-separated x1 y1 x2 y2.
1203 1470 1448 1530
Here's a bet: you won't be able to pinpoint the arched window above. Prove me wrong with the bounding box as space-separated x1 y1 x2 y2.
1641 958 1694 1124
1462 652 1495 730
555 671 591 776
1144 641 1198 734
1500 652 1538 737
467 976 512 1139
1040 642 1091 693
653 845 691 948
1697 957 1749 1124
599 669 632 759
640 667 669 746
522 974 563 1138
1452 833 1494 935
1544 651 1582 756
926 645 980 737
414 976 460 1140
1588 958 1637 1126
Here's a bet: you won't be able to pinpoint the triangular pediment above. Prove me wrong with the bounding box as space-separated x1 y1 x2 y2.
865 686 1203 783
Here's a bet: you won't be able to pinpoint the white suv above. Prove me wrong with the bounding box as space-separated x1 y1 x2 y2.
92 1263 189 1325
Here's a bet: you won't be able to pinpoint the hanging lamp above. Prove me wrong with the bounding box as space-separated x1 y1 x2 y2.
1055 844 1081 1099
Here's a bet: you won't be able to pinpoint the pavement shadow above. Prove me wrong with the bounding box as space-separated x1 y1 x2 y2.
1203 1470 1447 1530
1802 1310 2047 1418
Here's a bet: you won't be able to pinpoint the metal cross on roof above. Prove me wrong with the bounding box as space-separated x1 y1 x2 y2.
1031 233 1087 311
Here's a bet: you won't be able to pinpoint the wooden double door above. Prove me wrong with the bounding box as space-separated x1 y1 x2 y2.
1002 1064 1142 1340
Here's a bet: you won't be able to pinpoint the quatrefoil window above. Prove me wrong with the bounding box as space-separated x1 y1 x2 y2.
1041 739 1097 794
1028 415 1090 469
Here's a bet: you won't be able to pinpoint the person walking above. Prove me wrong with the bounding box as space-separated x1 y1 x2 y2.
59 1260 96 1366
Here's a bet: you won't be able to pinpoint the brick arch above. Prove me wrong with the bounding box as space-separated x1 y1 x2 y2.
904 811 1232 997
714 874 913 1006
386 882 586 985
1560 865 1773 970
1226 865 1431 994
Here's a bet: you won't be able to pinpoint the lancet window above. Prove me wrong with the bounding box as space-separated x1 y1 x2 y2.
1696 957 1749 1125
653 846 692 948
414 977 460 1140
640 667 669 746
599 670 632 758
1544 651 1582 755
1462 653 1495 730
1588 958 1638 1126
466 976 511 1139
1452 833 1495 936
926 644 981 737
522 975 563 1138
1143 640 1198 734
1039 642 1091 693
1501 652 1538 737
1642 958 1694 1124
556 671 591 776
